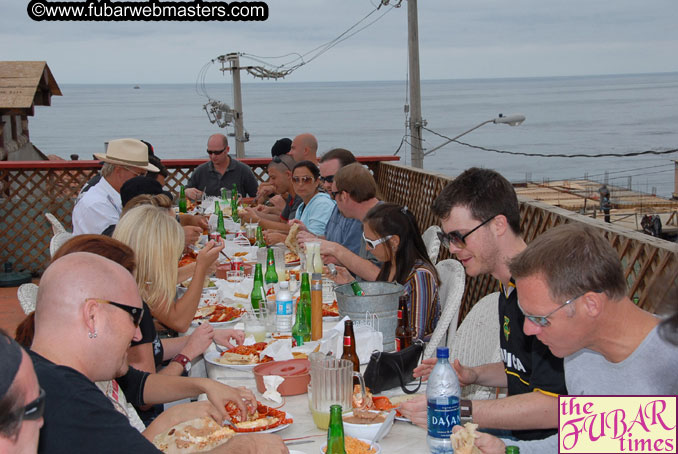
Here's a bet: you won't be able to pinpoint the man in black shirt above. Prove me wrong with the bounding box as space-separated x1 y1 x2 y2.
405 168 567 441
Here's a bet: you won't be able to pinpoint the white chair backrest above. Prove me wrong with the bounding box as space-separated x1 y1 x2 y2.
451 292 501 400
424 259 465 359
45 212 67 235
50 232 74 258
421 225 442 265
17 283 39 315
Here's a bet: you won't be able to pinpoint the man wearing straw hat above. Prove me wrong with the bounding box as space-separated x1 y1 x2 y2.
72 138 158 235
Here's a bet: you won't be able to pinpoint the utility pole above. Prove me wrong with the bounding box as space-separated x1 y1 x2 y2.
221 53 247 159
407 0 424 168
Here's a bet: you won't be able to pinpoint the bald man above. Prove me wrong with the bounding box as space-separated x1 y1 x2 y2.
0 331 44 454
289 133 319 164
30 253 287 454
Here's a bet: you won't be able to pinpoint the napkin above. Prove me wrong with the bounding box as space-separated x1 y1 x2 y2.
260 339 294 362
262 375 285 404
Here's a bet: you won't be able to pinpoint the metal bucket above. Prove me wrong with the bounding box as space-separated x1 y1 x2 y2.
335 281 404 352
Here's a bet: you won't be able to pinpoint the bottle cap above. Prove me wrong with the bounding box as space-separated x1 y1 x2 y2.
436 346 449 359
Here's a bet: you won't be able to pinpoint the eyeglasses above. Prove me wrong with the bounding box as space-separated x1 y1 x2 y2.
272 155 291 170
22 387 46 421
319 175 334 184
517 294 586 327
362 232 393 249
207 146 227 156
90 298 144 327
292 176 315 185
437 215 497 250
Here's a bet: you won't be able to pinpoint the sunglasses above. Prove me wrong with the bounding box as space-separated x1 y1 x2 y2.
292 176 316 185
90 298 144 327
207 146 227 156
22 387 46 421
272 155 291 170
319 175 334 183
517 293 587 327
362 232 393 249
437 215 497 250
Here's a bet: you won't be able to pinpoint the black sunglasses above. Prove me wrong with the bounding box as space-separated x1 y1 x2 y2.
272 155 291 171
319 174 334 183
437 215 497 250
207 146 227 156
91 298 144 327
22 387 46 421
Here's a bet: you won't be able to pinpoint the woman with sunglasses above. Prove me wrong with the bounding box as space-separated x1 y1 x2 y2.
290 160 335 236
362 203 441 341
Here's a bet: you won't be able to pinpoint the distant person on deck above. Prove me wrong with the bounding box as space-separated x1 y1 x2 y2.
72 138 158 235
185 134 258 200
288 133 319 165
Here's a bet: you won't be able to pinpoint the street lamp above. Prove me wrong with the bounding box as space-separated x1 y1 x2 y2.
423 113 525 157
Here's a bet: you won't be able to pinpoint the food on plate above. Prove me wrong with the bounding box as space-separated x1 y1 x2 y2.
322 301 339 317
322 436 377 454
153 416 234 454
217 342 269 365
193 305 244 324
224 401 293 433
450 422 482 454
284 223 301 255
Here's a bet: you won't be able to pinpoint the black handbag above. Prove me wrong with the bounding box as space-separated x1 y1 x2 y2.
363 340 424 394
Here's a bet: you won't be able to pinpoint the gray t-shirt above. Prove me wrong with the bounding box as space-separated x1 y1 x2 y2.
505 324 678 453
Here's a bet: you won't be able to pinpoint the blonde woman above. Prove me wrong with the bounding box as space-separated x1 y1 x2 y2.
113 205 241 378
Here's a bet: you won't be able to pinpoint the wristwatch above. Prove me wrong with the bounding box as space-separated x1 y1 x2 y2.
460 399 473 424
172 354 192 376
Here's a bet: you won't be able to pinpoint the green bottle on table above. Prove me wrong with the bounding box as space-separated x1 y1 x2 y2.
230 184 239 223
251 263 265 311
178 185 187 213
326 405 346 454
292 274 311 345
216 210 227 239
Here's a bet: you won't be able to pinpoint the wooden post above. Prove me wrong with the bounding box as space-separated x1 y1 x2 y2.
407 0 424 169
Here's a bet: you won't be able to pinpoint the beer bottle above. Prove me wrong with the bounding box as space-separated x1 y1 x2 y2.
341 320 360 384
505 447 520 454
395 294 415 351
178 185 187 213
311 273 323 341
326 404 346 454
216 210 227 239
350 281 365 296
250 263 265 311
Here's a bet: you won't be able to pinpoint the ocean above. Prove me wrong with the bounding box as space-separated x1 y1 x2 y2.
29 72 678 198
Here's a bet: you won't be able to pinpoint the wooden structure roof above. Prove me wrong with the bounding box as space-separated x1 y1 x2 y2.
0 61 62 116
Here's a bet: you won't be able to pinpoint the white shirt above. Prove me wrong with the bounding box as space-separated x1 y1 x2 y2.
72 177 122 235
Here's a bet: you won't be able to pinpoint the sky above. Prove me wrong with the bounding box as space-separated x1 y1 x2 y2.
2 0 678 84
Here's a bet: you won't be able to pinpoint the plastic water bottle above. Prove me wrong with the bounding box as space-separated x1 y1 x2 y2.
275 281 293 334
427 347 460 453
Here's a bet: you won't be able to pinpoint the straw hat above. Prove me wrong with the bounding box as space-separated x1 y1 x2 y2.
94 138 159 172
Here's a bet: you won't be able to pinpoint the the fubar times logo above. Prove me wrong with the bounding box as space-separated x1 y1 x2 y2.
559 395 677 453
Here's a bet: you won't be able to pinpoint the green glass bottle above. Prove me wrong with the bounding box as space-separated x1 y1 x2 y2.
216 210 227 239
300 273 312 329
292 274 311 345
350 281 365 296
256 225 266 248
505 446 520 454
214 200 221 215
178 185 187 213
251 263 265 311
231 184 239 223
264 248 278 286
326 405 346 454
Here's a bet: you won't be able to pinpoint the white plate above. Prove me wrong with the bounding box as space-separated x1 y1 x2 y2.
204 350 258 370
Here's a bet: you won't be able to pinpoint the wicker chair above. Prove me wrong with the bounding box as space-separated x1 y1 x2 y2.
17 283 39 315
421 225 442 265
50 232 73 258
423 258 465 359
45 212 67 235
450 292 502 400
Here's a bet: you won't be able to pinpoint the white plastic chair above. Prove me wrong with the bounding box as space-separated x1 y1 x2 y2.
45 212 67 235
450 292 502 400
421 225 442 265
424 259 465 359
17 283 39 315
50 232 73 258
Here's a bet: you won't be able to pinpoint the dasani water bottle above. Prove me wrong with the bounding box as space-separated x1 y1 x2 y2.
427 346 461 453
